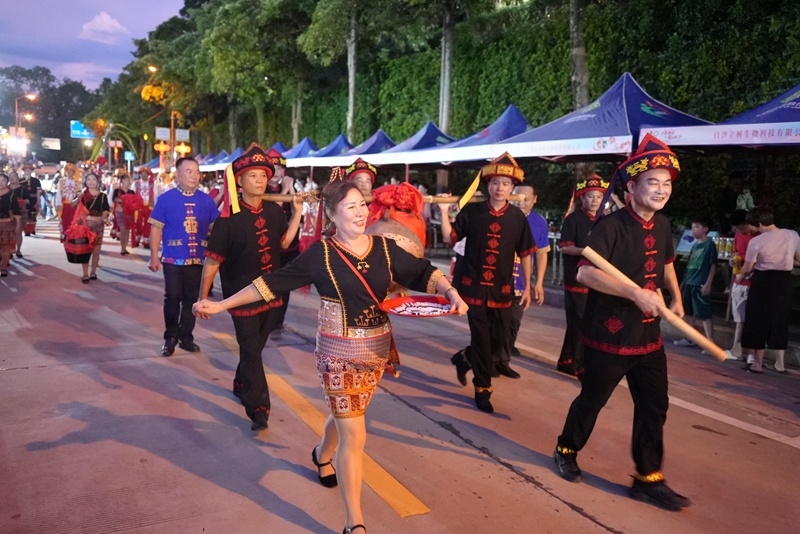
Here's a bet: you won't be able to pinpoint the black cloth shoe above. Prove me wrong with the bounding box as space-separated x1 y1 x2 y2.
629 479 691 511
474 389 494 413
450 349 471 387
311 446 338 488
161 338 177 357
510 346 522 357
250 410 269 431
178 340 201 352
553 448 582 483
496 365 521 379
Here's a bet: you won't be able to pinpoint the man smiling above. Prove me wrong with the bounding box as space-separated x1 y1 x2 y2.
199 143 301 431
553 135 689 512
438 153 535 413
148 157 218 357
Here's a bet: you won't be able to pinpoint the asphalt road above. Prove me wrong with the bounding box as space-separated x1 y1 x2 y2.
1 221 798 533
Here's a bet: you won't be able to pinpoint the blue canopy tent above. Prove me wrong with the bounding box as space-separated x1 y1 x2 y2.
199 150 227 172
442 104 529 149
343 129 395 156
310 134 353 158
366 122 455 176
641 81 800 147
271 141 289 154
283 137 319 159
212 147 243 171
390 73 709 165
295 130 397 168
144 156 160 169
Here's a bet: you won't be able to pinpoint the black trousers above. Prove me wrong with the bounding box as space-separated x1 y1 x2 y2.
270 248 299 330
742 270 792 350
467 305 513 389
558 290 588 372
557 346 669 476
232 312 275 419
162 263 202 342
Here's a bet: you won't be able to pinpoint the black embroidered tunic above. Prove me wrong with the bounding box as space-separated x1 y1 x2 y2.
205 200 289 316
450 200 536 308
559 207 597 294
578 205 676 355
252 236 443 334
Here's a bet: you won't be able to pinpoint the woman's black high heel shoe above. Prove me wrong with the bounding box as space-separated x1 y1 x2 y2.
311 446 338 488
343 525 366 534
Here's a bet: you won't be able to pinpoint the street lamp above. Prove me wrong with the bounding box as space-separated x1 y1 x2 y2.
14 94 36 129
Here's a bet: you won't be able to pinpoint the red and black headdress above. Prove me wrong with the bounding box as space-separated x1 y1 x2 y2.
232 143 275 180
614 134 680 185
575 174 610 197
266 147 286 168
344 158 377 184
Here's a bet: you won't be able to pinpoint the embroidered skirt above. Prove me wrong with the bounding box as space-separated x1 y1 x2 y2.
86 217 105 246
0 218 17 248
315 330 391 418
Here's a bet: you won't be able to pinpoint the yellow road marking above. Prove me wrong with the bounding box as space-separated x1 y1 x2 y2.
211 331 431 517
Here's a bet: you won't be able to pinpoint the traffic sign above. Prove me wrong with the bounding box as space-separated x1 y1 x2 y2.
107 140 123 148
155 127 170 141
69 121 94 139
124 151 135 162
175 128 190 142
42 137 61 150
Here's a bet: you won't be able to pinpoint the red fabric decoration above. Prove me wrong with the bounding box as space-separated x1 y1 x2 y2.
366 183 426 248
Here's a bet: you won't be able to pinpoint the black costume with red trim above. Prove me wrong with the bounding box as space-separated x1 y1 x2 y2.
556 207 596 376
557 204 676 476
204 199 288 422
450 200 535 389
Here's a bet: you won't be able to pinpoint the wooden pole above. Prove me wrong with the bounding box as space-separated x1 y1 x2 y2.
581 246 727 362
261 193 524 204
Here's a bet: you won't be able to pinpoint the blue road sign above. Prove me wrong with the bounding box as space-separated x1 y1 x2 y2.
124 151 135 162
70 121 94 139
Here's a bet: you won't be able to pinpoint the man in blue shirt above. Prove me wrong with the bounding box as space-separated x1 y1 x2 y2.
506 182 550 362
148 157 219 356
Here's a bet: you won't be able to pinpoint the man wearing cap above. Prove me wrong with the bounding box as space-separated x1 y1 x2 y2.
264 148 300 340
148 157 219 357
438 152 536 413
344 157 376 197
553 135 690 511
556 174 608 379
198 143 302 430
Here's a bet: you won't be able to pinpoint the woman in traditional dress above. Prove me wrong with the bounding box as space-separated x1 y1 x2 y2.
194 180 468 534
77 173 110 283
112 173 136 255
56 163 80 242
0 173 22 276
